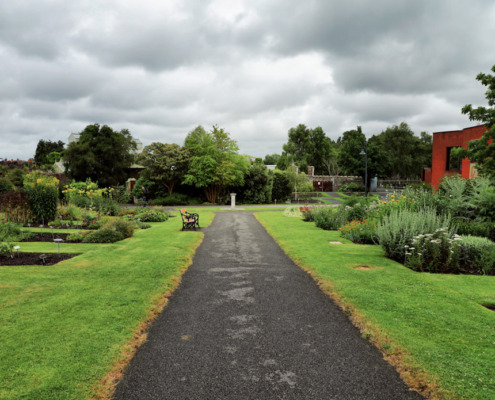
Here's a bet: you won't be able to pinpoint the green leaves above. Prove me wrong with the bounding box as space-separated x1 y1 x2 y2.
461 64 495 178
183 125 248 203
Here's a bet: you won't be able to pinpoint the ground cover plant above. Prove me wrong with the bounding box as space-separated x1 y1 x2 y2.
0 211 215 399
256 211 495 400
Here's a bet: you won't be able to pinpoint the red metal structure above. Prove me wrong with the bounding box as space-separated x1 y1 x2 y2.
423 125 486 188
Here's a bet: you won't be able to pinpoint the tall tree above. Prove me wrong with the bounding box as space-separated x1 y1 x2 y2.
337 127 390 188
279 124 333 174
34 139 65 167
137 142 190 195
375 122 429 178
183 125 248 203
460 64 495 178
263 153 281 165
238 158 271 204
63 124 137 187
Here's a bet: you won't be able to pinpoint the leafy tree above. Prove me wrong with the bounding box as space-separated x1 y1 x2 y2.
322 141 341 175
34 139 65 167
337 127 391 188
337 127 367 177
375 122 430 178
238 158 271 204
263 153 281 165
279 124 333 174
460 64 495 178
137 142 189 195
63 124 137 187
271 170 292 202
183 125 249 204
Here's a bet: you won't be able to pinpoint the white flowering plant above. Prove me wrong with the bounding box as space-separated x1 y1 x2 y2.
405 228 462 273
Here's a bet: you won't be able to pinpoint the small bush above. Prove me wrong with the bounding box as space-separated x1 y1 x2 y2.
459 235 495 275
66 232 85 243
454 218 495 241
339 218 378 244
376 208 454 263
135 221 152 230
405 229 461 274
102 218 134 238
23 173 59 224
313 207 343 230
135 208 169 222
299 205 315 222
283 206 301 218
0 242 14 258
338 182 364 192
0 178 14 194
152 193 190 206
0 223 25 242
82 228 124 243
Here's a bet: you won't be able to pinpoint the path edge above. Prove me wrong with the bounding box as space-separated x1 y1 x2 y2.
89 231 208 400
254 212 449 400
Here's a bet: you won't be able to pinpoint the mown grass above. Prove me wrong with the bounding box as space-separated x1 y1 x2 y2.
0 212 214 400
256 212 495 400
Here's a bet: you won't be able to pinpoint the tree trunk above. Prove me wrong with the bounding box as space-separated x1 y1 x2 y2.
205 185 221 203
162 180 175 195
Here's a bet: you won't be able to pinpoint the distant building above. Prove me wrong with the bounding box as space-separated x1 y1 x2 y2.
423 125 486 188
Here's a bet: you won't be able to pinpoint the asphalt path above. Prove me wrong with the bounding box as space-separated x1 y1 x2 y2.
113 211 423 400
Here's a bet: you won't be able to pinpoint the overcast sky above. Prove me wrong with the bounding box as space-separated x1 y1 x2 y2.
2 0 495 161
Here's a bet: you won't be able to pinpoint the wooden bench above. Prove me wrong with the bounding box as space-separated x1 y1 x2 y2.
180 209 200 230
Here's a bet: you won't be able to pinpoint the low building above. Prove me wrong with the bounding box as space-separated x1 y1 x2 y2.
423 125 486 188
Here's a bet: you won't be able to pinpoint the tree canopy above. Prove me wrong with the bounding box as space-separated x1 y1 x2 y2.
277 124 333 174
183 125 248 203
137 142 189 195
375 122 431 178
461 64 495 178
34 139 65 168
63 124 137 187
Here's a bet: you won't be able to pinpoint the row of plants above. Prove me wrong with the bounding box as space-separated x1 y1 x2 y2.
297 176 495 275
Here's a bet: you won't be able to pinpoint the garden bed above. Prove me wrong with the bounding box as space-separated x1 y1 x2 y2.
21 233 70 242
0 252 78 266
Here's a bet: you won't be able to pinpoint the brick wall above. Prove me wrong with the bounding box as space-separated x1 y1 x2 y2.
430 125 486 188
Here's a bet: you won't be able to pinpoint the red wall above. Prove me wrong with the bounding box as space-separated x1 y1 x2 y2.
430 125 486 188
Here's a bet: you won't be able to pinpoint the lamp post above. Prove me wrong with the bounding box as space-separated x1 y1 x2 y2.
360 141 368 197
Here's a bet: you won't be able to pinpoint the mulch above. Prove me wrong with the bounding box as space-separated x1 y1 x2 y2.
1 232 76 266
0 252 78 266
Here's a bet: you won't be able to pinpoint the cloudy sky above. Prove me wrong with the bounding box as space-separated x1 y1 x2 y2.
2 0 495 161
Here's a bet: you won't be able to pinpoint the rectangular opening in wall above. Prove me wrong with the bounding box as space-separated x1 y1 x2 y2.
446 146 463 172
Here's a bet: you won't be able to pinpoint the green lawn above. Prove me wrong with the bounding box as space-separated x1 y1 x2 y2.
0 212 214 400
256 212 495 400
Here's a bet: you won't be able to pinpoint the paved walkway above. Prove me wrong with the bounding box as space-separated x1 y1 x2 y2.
113 212 422 399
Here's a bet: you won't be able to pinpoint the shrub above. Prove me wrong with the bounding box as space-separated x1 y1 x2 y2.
135 221 152 230
339 218 378 244
23 173 59 224
376 208 454 263
111 185 131 204
454 218 495 241
82 228 124 243
458 235 495 275
0 178 14 194
300 204 315 222
469 177 495 221
338 182 364 192
405 229 461 274
0 242 14 258
66 232 85 243
0 223 24 242
313 207 343 230
283 206 301 218
101 218 134 238
57 205 80 222
135 208 168 222
152 193 190 206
